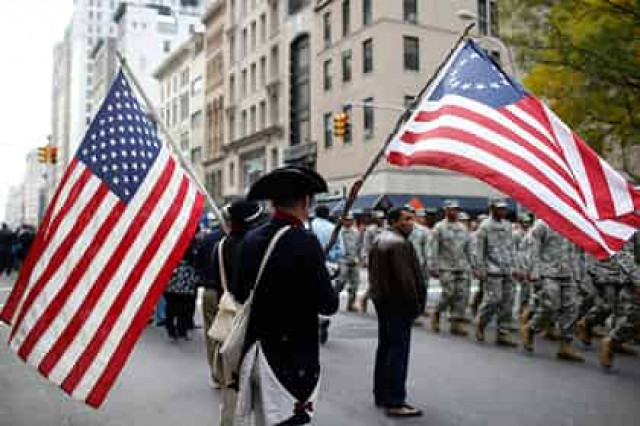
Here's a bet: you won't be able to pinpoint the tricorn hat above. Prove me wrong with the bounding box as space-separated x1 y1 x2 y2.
247 166 328 201
228 199 264 225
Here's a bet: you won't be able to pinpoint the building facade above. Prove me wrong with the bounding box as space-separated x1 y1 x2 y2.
312 0 503 212
154 33 207 183
4 186 25 229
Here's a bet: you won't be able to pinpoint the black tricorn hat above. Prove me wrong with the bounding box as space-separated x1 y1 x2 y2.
228 198 264 225
247 166 328 201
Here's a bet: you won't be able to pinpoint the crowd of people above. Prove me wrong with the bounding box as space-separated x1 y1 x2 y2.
0 223 36 276
153 166 640 425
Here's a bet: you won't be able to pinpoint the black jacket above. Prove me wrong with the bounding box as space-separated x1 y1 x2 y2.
368 227 426 318
237 214 339 402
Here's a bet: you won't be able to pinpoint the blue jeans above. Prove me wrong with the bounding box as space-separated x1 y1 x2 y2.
155 294 166 325
373 314 413 407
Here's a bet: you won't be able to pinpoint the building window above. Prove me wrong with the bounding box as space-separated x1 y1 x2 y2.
180 93 189 121
403 36 420 71
363 97 374 139
260 56 267 86
260 101 267 130
163 40 171 53
478 0 488 35
260 13 267 43
250 105 257 133
323 12 331 48
242 69 247 97
290 35 310 146
229 111 236 140
230 74 236 102
363 0 372 26
271 148 279 170
229 34 236 63
251 63 257 93
323 59 332 91
251 21 257 52
181 68 189 87
362 38 373 74
241 110 247 137
403 0 418 24
289 0 306 15
242 28 248 57
180 132 189 151
191 76 203 96
270 0 280 36
490 0 500 37
324 112 333 148
270 46 279 80
342 50 352 82
342 0 350 36
343 105 352 144
229 162 235 187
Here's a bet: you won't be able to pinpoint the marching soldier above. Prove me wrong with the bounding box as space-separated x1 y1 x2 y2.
429 200 473 336
470 214 488 317
475 200 519 347
336 213 362 311
521 219 585 362
514 214 534 323
458 211 473 323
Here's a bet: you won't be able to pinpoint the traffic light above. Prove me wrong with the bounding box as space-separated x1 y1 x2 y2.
333 112 350 138
37 146 49 163
49 146 58 164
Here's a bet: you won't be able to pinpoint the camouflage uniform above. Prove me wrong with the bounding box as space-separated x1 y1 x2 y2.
516 228 536 315
476 217 517 336
360 222 382 312
336 225 362 309
525 220 580 342
409 222 431 311
430 218 472 321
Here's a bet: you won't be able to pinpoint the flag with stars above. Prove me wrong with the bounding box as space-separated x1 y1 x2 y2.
386 40 640 259
0 70 205 407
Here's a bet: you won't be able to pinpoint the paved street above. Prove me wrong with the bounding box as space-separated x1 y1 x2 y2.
1 275 640 426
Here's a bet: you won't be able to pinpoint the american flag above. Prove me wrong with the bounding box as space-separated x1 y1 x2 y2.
387 40 640 259
0 71 204 407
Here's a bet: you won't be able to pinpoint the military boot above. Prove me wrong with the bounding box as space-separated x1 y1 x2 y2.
431 310 441 333
557 341 585 363
347 293 357 312
600 338 613 368
521 323 534 352
577 317 592 346
519 306 530 325
450 319 469 337
359 295 368 314
543 328 561 342
613 342 638 357
475 321 486 342
496 332 519 348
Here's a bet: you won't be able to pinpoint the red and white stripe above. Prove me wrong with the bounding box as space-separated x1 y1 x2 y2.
0 146 204 407
387 91 640 259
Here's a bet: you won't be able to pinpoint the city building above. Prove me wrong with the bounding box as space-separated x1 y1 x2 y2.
23 150 48 226
51 27 73 191
154 32 206 182
313 0 503 213
89 37 120 116
201 0 226 202
4 185 25 229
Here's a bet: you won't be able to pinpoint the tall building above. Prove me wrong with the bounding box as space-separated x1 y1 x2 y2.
4 185 25 229
313 0 503 212
23 150 47 226
51 26 73 191
154 32 206 182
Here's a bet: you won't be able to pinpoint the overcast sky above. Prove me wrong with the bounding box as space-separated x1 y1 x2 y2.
0 1 73 223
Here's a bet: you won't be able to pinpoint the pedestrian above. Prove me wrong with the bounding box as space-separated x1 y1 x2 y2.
336 213 362 312
359 210 385 313
234 166 339 425
410 209 431 317
163 239 198 342
475 200 519 347
429 200 473 336
209 198 265 424
0 223 15 276
521 220 585 362
368 206 425 417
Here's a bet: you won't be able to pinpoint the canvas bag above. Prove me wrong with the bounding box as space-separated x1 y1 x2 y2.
208 237 241 342
219 225 291 377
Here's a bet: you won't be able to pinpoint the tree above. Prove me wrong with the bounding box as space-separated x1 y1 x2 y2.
501 0 640 180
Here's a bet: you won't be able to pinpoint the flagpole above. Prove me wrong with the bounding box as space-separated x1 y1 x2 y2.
115 51 229 235
323 23 475 256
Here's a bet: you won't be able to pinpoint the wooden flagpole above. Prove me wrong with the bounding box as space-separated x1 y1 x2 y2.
323 23 475 255
115 51 229 235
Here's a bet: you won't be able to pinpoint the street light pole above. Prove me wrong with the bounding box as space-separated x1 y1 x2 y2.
456 9 518 80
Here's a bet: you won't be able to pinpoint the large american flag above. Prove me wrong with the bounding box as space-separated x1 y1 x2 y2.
0 71 204 407
387 40 640 259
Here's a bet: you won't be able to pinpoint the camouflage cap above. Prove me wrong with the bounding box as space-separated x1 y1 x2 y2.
443 199 460 209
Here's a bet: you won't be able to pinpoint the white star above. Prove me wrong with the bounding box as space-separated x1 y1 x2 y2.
131 151 137 157
100 142 106 149
99 130 106 137
116 102 122 109
132 163 138 170
122 150 128 157
130 138 136 145
113 177 120 184
128 125 135 132
450 81 461 88
109 128 116 134
107 105 113 112
141 163 147 170
101 154 107 161
100 119 105 126
125 102 131 109
120 137 126 145
123 90 130 98
118 126 125 133
91 134 97 140
91 155 97 163
490 83 501 89
126 114 133 121
102 165 108 173
108 117 114 123
91 144 97 151
110 139 116 146
133 176 139 182
123 163 129 170
111 152 118 159
124 176 130 183
124 189 130 196
118 114 124 121
112 164 119 171
82 148 88 155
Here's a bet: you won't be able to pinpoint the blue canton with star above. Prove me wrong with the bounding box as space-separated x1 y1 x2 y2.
76 71 161 203
429 40 528 109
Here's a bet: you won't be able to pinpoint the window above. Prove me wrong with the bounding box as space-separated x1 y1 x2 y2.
260 101 267 130
242 28 248 57
229 162 235 187
241 110 247 137
490 0 500 36
251 21 257 52
323 59 332 91
343 105 352 144
241 69 247 97
342 0 350 36
271 148 279 170
171 99 178 126
180 93 189 121
324 113 333 148
251 63 257 93
289 0 306 15
191 147 202 165
323 12 331 48
290 35 310 146
403 0 417 24
229 34 236 63
260 56 267 86
191 110 203 130
403 36 420 71
362 38 373 73
260 14 267 43
270 46 279 80
181 68 189 87
342 50 352 82
165 107 171 126
163 40 171 53
363 0 372 26
270 0 280 36
230 74 236 102
191 76 203 95
478 0 488 35
229 111 236 140
363 97 374 138
250 106 257 133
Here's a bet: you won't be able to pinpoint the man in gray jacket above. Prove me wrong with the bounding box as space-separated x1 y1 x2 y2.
369 206 426 418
